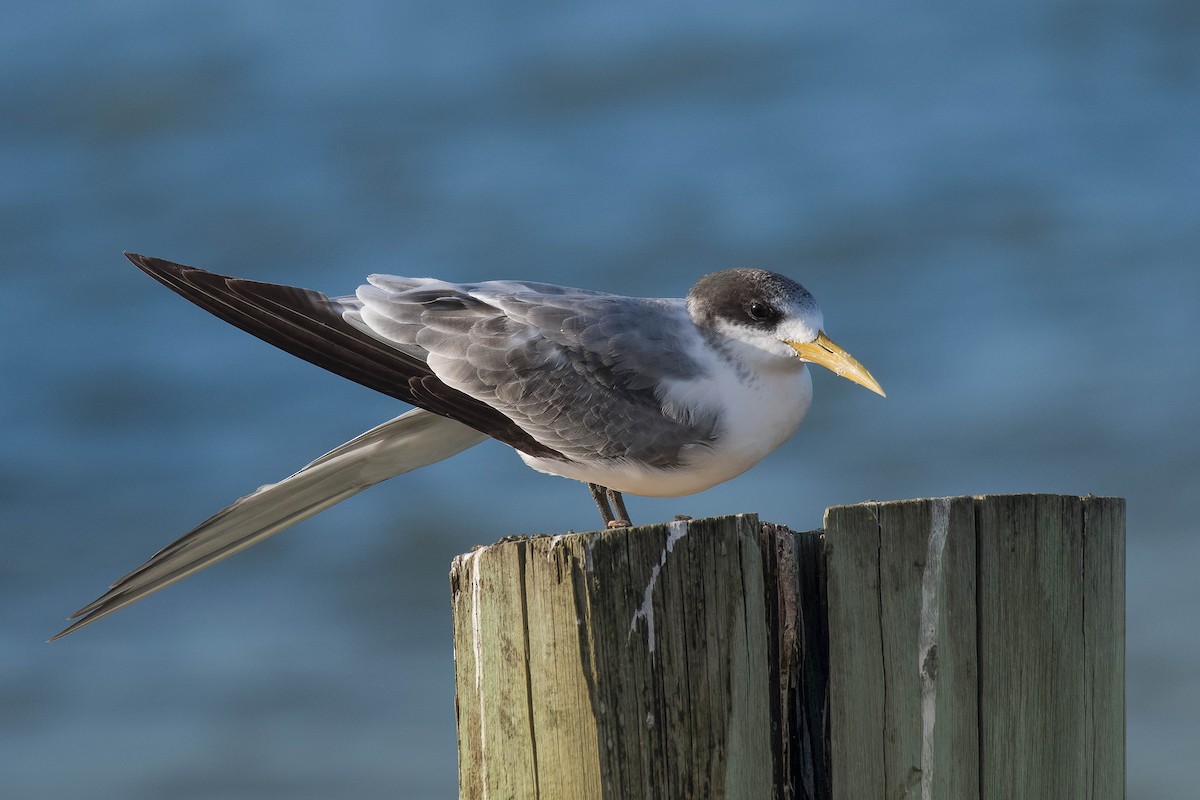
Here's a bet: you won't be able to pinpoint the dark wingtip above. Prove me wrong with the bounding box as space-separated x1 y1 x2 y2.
125 251 184 275
124 251 150 268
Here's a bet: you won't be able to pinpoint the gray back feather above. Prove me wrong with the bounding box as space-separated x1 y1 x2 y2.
351 279 720 466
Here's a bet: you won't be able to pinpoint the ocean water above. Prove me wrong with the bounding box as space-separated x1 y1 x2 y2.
2 2 1197 797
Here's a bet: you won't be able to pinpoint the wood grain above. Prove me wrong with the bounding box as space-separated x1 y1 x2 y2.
825 494 1124 800
452 515 827 800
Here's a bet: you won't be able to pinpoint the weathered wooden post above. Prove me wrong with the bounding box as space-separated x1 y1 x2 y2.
450 514 828 799
826 494 1125 799
450 494 1124 799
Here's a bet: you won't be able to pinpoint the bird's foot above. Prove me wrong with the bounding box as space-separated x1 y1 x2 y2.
606 518 631 529
673 514 693 521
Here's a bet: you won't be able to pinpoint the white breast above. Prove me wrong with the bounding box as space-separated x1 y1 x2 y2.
517 344 814 498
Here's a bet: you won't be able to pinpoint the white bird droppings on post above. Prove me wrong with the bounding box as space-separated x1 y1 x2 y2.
468 546 490 800
628 520 689 655
918 498 951 800
584 536 598 573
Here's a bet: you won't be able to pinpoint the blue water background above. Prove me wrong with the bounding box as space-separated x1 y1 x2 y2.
3 2 1197 797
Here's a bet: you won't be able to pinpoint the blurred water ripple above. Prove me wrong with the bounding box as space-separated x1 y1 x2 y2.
2 2 1198 797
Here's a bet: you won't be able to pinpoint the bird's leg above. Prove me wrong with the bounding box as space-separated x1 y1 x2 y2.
587 483 616 526
607 489 632 528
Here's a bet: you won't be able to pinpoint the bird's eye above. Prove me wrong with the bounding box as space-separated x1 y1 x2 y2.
747 301 772 321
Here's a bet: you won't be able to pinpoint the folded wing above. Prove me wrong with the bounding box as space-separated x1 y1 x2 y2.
125 253 562 459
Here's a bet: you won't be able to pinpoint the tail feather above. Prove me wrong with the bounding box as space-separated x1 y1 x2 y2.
53 409 486 640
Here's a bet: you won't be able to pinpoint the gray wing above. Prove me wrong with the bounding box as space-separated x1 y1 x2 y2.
125 254 562 459
127 254 718 466
351 278 720 466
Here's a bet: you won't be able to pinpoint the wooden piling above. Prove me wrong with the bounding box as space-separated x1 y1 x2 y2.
450 514 826 800
826 494 1125 800
450 494 1125 799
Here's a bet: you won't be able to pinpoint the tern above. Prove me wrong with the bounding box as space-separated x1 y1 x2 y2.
54 254 884 639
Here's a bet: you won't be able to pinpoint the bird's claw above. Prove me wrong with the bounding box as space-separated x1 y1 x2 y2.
606 519 631 529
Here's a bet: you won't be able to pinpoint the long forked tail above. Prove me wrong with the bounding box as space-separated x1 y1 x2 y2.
53 409 487 640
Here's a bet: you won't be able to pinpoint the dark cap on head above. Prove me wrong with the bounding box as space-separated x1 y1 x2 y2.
687 268 816 330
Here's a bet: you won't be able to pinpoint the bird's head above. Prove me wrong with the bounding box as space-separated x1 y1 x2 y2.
686 268 885 397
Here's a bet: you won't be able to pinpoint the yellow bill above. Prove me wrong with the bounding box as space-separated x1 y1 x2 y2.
787 331 886 397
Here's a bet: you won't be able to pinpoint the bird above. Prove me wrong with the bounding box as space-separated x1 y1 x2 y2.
53 253 884 639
